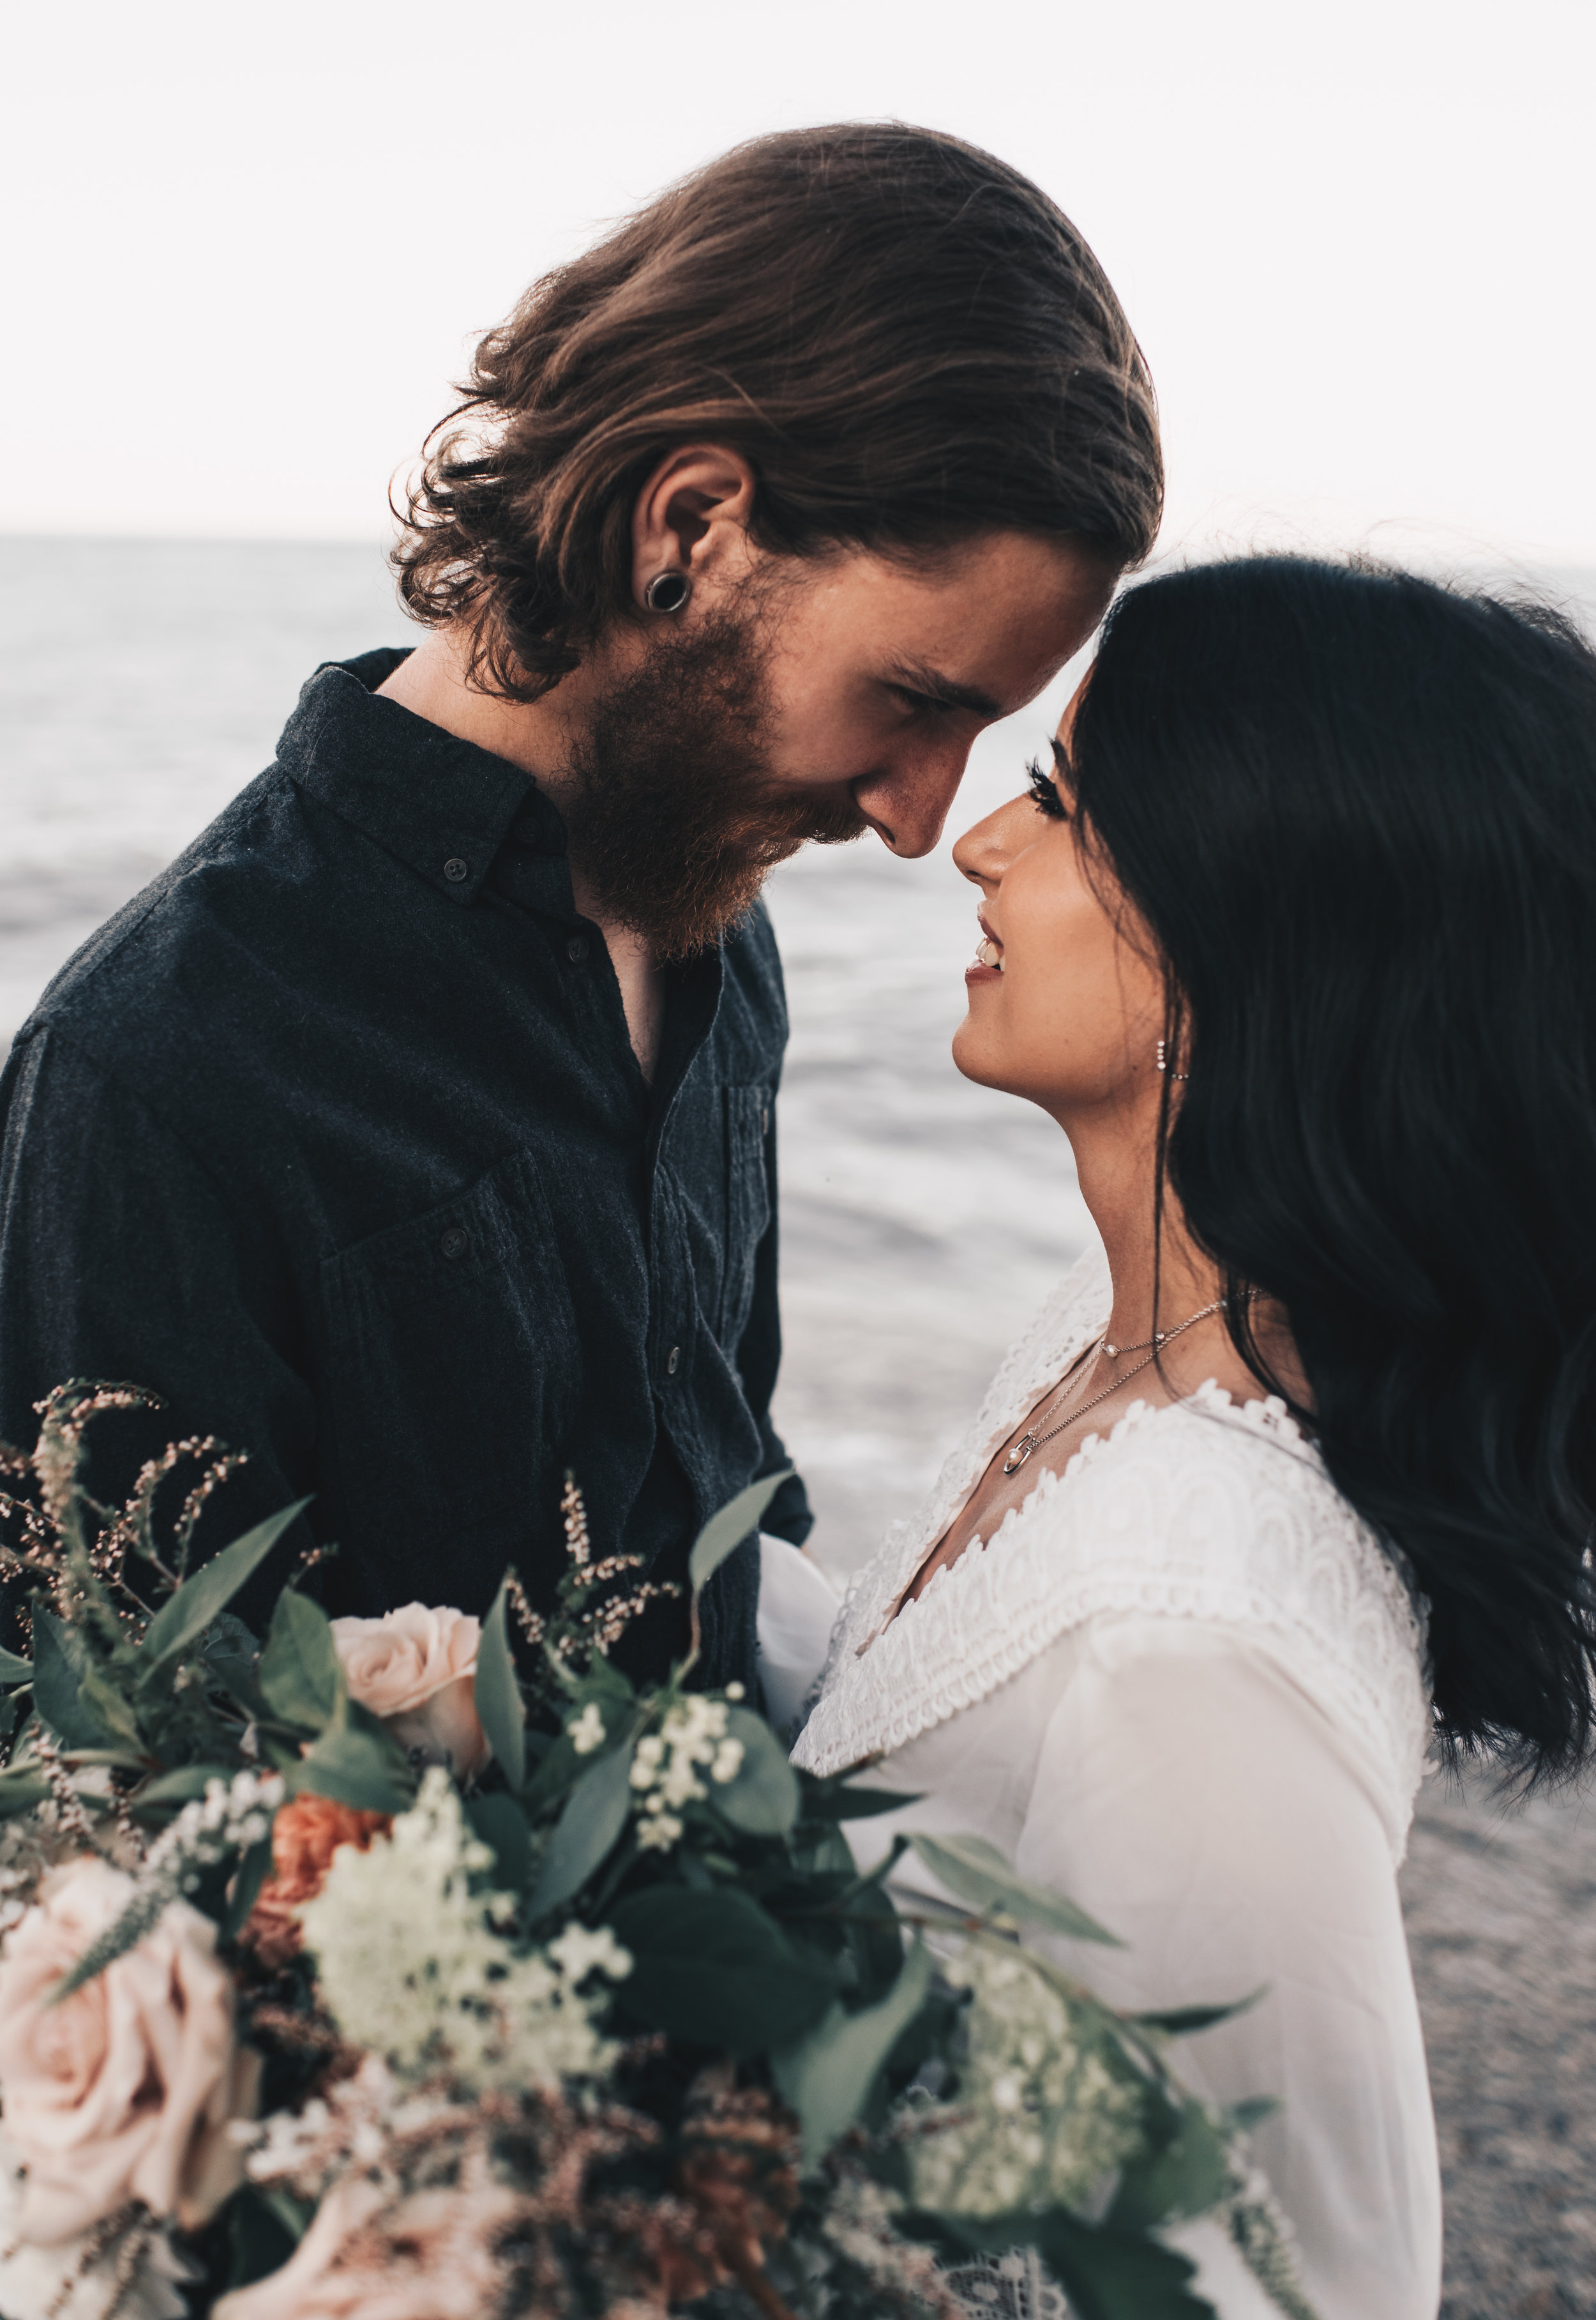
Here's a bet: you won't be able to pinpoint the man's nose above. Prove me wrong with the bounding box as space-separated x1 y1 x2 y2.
853 750 971 860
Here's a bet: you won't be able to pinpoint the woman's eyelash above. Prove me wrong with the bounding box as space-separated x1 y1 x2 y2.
1027 758 1069 819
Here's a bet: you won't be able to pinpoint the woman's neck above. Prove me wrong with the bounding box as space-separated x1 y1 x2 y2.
1062 1099 1302 1411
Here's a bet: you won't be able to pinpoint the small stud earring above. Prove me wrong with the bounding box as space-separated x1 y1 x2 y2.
644 571 691 614
1156 1038 1190 1082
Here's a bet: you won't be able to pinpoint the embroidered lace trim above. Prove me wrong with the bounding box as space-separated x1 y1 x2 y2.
793 1247 1431 1863
944 2250 1070 2319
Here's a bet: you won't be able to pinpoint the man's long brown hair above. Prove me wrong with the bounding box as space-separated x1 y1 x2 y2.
393 123 1163 701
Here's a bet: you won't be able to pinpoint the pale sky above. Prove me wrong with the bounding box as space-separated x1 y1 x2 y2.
6 0 1593 565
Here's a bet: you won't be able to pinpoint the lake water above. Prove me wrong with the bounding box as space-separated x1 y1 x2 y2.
4 538 1593 1583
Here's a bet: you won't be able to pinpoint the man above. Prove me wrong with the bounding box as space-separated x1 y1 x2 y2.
0 125 1160 1692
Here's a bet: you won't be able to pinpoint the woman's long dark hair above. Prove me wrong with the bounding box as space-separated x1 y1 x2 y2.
1069 556 1596 1782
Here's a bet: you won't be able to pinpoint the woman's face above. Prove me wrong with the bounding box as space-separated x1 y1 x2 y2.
950 685 1166 1126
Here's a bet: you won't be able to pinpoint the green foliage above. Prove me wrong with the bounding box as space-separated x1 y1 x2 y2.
712 1705 801 1836
31 1613 104 1749
474 1578 525 1787
688 1469 792 1595
139 1503 308 1676
258 1586 343 1729
801 1778 922 1821
287 1710 413 1815
529 1740 635 1916
610 1884 839 2054
1108 2097 1232 2232
773 1937 933 2163
910 1831 1122 1945
463 1790 532 1892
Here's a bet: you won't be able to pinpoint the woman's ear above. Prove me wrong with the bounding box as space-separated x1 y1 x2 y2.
629 444 760 612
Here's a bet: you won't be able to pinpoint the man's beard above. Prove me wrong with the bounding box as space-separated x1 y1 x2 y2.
559 607 868 961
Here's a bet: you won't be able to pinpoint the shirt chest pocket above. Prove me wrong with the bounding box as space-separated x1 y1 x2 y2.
319 1147 580 1565
718 1085 773 1353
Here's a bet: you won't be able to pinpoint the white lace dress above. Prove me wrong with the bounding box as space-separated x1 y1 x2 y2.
791 1247 1442 2320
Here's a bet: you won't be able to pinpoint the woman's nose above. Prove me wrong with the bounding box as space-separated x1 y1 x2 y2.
952 791 1040 888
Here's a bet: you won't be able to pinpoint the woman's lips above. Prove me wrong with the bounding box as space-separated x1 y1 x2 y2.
967 915 1003 983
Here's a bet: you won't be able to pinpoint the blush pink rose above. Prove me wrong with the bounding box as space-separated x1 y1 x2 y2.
0 1857 260 2245
327 1604 489 1782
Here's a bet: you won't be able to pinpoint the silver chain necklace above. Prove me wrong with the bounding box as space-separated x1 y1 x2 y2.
1001 1293 1253 1476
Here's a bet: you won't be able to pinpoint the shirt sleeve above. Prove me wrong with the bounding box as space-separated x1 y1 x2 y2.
0 1025 318 1636
1013 1615 1442 2320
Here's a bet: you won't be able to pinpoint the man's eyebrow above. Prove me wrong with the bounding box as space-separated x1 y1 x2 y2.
886 660 1003 717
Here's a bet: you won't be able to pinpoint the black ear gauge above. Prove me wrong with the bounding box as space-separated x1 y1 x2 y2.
644 571 691 614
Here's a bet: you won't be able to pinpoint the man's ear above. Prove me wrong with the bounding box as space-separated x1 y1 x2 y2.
629 444 758 611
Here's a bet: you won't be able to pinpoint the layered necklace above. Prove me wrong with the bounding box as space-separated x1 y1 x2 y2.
1001 1291 1254 1476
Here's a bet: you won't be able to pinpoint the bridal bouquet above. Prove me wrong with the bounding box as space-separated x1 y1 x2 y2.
0 1383 1315 2320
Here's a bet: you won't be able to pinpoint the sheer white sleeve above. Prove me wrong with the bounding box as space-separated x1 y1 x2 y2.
755 1533 839 1733
1014 1615 1442 2320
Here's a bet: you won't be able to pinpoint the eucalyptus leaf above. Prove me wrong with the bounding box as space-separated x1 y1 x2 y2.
133 1764 242 1811
529 1741 633 1917
1131 1993 1262 2038
79 1665 144 1752
257 1586 342 1731
0 1775 49 1820
0 1648 33 1685
688 1471 792 1596
804 1782 922 1823
609 1884 837 2056
223 1832 277 1942
1108 2099 1231 2233
32 1614 105 1749
140 1502 309 1676
287 1722 412 1814
465 1791 532 1892
773 1937 933 2164
908 1832 1121 1946
474 1579 525 1789
713 1706 800 1837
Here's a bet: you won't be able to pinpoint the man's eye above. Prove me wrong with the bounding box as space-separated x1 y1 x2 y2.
1027 758 1069 820
890 685 945 718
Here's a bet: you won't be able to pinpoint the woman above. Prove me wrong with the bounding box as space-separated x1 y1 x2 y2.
792 557 1596 2318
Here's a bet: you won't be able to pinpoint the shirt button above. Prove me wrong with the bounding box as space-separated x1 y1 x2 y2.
443 858 469 883
666 1346 681 1376
440 1227 469 1259
566 934 590 963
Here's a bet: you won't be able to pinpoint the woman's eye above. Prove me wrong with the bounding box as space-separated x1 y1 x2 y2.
1027 758 1069 820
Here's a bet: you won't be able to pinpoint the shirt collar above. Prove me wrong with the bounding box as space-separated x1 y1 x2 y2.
275 646 568 904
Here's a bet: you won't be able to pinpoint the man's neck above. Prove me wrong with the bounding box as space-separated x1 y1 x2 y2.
377 630 666 1083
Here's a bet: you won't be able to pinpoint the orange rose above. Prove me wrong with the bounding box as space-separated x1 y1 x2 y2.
242 1797 391 1972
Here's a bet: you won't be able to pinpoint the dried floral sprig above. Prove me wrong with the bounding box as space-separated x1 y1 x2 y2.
54 1771 283 1999
506 1476 684 1711
0 1383 252 1649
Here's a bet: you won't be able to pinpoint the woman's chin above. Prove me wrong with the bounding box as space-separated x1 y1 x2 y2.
951 1015 1011 1092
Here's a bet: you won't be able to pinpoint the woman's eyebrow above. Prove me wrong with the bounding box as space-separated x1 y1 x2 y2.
887 658 1003 716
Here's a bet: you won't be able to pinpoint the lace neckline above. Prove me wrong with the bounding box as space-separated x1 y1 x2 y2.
879 1376 1316 1648
794 1246 1431 1861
